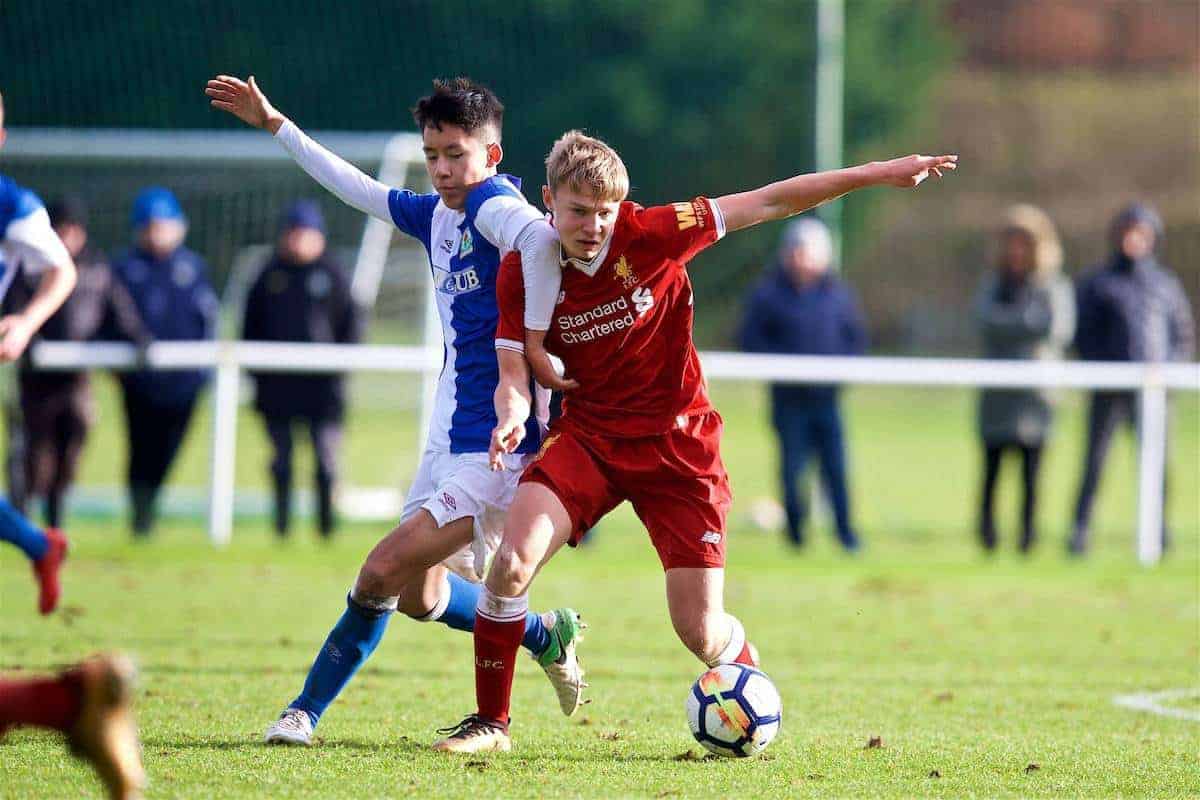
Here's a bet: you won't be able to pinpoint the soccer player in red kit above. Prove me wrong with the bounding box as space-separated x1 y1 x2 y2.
433 131 957 752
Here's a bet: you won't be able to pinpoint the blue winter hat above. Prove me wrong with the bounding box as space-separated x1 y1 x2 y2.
131 187 185 229
1109 202 1164 251
279 199 325 233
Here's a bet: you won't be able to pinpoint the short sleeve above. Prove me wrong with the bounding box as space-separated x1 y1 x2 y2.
387 189 439 243
494 253 527 353
474 194 542 253
637 197 726 264
3 204 70 274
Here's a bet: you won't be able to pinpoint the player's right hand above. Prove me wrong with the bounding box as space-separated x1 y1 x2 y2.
489 418 527 471
206 75 285 133
527 351 580 393
0 314 35 362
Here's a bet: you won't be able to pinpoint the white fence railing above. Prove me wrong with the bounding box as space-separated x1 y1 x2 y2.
31 341 1199 564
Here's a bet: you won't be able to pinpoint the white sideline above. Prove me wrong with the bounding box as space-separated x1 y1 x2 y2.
30 341 1200 557
1113 689 1200 722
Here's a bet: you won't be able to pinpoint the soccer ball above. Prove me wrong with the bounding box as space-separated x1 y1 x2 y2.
685 663 782 757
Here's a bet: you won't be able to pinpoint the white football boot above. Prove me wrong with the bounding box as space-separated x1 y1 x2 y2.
536 608 588 716
264 707 314 746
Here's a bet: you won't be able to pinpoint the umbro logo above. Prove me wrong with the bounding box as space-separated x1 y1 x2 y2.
441 239 455 253
439 492 457 511
700 531 722 545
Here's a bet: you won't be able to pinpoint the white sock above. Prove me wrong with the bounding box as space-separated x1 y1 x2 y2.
477 585 529 623
706 615 746 667
349 587 398 614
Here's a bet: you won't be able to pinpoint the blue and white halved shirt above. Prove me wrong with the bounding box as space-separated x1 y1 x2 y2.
0 174 70 303
271 121 552 456
390 175 546 454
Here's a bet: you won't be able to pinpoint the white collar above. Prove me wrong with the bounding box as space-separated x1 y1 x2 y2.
559 229 615 278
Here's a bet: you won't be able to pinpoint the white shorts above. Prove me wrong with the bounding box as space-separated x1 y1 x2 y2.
401 451 531 582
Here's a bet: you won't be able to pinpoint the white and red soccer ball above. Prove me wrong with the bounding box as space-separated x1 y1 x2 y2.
685 663 782 757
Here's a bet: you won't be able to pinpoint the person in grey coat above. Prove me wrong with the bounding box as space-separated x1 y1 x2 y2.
974 204 1075 553
1069 202 1194 555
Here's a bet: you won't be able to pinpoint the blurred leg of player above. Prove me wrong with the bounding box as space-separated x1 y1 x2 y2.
0 497 67 614
265 456 585 746
0 653 145 800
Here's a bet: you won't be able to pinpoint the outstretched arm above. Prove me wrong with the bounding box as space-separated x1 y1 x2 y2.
206 75 393 222
716 154 958 234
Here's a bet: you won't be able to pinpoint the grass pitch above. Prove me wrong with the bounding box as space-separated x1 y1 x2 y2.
1 384 1197 798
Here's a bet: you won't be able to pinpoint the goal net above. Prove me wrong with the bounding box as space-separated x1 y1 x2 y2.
1 126 434 525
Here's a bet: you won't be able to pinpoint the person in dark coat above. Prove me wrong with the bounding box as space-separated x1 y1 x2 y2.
1069 202 1194 555
739 217 866 551
973 204 1075 554
113 187 218 536
2 197 150 528
242 200 363 537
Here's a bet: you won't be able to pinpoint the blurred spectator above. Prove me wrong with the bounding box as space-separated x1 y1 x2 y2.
242 201 362 538
1069 202 1194 555
1 197 150 528
973 204 1074 554
739 217 866 552
113 187 217 536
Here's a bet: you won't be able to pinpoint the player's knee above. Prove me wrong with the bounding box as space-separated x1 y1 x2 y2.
354 558 393 598
487 542 537 596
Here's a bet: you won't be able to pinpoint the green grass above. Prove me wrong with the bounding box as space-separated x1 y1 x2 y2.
1 383 1197 798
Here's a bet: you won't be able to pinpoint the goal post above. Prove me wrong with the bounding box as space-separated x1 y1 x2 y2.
1 126 438 521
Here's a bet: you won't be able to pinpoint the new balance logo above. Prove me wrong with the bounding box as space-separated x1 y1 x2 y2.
700 531 722 545
476 658 507 670
673 202 697 231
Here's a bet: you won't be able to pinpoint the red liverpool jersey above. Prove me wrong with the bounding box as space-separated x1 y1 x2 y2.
496 197 726 438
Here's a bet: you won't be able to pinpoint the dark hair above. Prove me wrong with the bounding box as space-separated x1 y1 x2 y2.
48 195 89 228
412 77 504 140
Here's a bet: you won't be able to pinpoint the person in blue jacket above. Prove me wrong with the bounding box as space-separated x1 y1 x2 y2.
1069 202 1194 555
112 188 218 536
739 217 866 551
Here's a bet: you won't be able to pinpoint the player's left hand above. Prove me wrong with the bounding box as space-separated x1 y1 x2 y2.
0 315 36 362
877 154 958 188
206 74 285 133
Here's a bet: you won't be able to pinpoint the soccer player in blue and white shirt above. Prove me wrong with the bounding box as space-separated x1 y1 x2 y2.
0 91 77 616
206 75 585 746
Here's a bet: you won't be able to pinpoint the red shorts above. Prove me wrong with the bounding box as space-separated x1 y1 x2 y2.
520 411 732 570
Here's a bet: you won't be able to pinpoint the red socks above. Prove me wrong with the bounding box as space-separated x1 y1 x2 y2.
474 589 529 726
0 673 82 733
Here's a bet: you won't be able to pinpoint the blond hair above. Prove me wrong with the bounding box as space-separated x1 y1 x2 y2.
545 130 629 203
999 203 1063 278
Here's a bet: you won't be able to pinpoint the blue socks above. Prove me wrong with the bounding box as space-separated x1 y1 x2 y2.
442 572 551 655
292 577 554 728
291 595 390 726
0 499 48 562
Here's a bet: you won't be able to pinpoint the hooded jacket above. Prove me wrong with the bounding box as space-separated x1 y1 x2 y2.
975 205 1076 445
1074 205 1194 364
739 264 867 406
